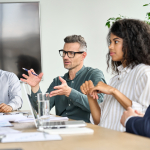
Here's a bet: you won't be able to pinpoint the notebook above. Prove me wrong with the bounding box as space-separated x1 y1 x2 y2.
22 82 86 129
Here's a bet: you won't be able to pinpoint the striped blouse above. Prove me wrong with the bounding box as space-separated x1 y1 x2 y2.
90 64 150 132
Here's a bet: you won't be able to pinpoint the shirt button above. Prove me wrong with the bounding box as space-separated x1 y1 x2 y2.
66 113 67 114
72 81 74 83
69 104 70 106
70 99 71 101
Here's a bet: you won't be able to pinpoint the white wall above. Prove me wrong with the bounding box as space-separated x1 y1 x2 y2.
0 0 149 114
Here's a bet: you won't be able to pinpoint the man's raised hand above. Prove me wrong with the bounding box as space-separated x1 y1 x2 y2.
20 69 43 87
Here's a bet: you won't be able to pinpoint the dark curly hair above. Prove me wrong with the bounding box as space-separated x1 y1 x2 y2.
106 19 150 74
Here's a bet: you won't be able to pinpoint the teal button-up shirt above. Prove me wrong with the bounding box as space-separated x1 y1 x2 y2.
30 66 106 122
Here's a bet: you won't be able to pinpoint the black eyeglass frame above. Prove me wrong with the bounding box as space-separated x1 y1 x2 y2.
59 49 84 58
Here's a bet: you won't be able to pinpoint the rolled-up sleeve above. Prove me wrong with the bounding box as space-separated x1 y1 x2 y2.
132 72 150 113
7 74 23 110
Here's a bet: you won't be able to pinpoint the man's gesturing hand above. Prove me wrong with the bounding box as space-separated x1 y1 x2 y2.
20 69 43 87
49 76 71 97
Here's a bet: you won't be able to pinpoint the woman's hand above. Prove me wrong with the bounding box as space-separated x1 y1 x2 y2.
91 81 115 95
80 80 99 100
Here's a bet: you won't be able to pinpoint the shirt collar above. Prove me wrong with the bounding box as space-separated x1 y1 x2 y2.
117 64 132 74
64 65 85 81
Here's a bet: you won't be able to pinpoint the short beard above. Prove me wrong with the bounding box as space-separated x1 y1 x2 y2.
64 64 79 71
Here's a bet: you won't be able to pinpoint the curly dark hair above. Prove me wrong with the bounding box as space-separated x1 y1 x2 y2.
106 19 150 74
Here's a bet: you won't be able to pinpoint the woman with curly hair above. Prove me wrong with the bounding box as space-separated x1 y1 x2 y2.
80 19 150 132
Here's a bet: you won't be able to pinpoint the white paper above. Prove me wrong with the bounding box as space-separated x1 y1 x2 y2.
15 117 34 123
0 114 24 122
0 121 13 127
0 127 21 134
39 127 94 135
1 132 61 143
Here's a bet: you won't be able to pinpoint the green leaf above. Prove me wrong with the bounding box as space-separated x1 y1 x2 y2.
147 12 150 16
143 4 149 6
105 21 110 26
107 18 113 21
116 17 122 20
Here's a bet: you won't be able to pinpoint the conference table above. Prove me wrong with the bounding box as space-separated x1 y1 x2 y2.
0 115 150 150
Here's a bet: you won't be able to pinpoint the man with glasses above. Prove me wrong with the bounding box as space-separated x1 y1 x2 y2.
21 35 106 122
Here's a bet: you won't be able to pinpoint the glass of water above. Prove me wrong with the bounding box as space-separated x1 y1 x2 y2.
37 93 50 127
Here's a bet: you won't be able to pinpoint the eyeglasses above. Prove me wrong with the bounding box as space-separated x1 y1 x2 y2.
59 49 84 58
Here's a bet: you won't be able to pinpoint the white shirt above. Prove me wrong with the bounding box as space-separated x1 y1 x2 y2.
0 70 23 110
90 64 150 132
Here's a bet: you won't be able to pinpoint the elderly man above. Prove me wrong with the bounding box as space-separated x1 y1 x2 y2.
21 35 106 122
0 70 23 112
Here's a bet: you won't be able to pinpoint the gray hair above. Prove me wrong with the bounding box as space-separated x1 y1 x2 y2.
64 35 87 52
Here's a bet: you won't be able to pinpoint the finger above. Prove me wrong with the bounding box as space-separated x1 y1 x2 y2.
89 80 94 88
80 85 86 94
20 78 27 83
49 89 62 97
59 76 66 84
0 103 5 108
120 115 123 125
90 87 99 94
83 82 88 93
2 108 8 112
5 107 11 112
7 106 12 112
85 81 89 91
30 68 35 73
22 74 29 79
53 85 62 90
38 72 43 79
93 91 98 99
95 93 99 100
82 83 87 94
1 105 7 111
28 70 33 76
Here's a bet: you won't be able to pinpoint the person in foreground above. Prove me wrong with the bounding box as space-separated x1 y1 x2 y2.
20 35 106 122
0 70 23 112
120 106 150 138
80 19 150 131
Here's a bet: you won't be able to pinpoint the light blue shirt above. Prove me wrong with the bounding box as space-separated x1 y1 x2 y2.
0 70 23 110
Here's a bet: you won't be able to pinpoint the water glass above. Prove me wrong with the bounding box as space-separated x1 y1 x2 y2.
37 93 50 126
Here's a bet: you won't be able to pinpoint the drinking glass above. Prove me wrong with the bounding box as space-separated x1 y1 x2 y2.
37 93 50 127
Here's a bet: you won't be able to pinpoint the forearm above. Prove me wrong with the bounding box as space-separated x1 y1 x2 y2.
87 95 101 125
112 88 132 110
68 88 91 112
31 84 40 93
126 116 150 137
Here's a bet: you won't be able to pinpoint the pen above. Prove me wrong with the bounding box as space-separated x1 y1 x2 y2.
22 68 38 76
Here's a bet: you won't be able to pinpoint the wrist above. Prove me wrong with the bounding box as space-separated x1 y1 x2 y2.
66 87 72 97
31 84 39 93
110 87 117 95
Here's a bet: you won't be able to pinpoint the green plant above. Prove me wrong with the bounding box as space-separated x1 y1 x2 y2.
105 3 150 28
143 3 150 25
105 15 127 28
